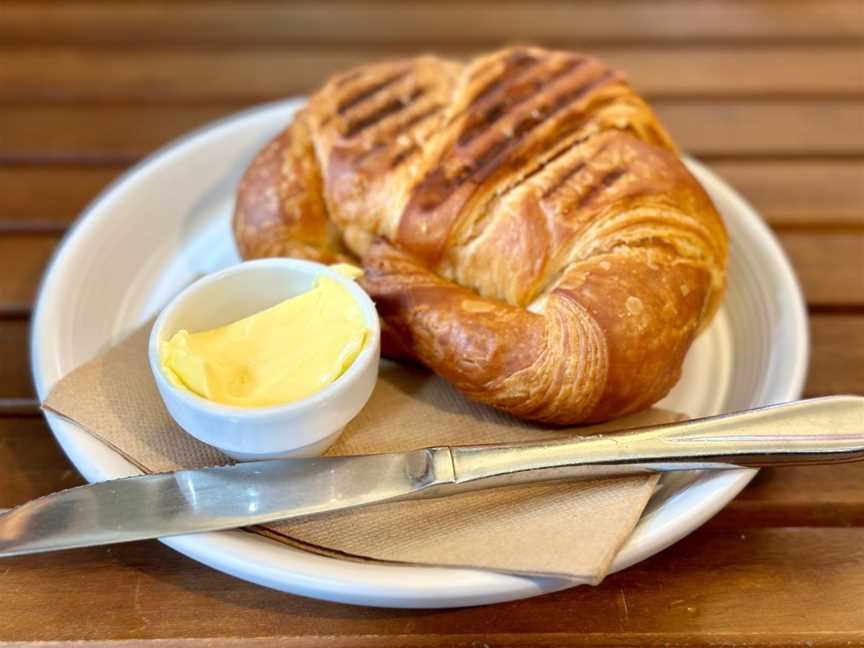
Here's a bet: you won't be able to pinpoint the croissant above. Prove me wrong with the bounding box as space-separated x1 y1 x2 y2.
233 46 728 424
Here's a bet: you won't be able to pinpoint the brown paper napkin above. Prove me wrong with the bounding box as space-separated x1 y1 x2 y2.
44 325 679 584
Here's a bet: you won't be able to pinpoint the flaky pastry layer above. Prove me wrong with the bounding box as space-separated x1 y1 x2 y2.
233 46 728 424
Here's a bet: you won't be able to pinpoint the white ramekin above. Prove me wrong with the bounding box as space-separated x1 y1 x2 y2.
148 259 380 461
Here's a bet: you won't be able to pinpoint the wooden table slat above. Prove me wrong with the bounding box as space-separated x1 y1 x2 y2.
0 319 33 400
0 166 123 232
708 160 864 227
657 101 864 158
807 315 864 396
775 231 864 305
715 461 864 528
1 521 863 643
2 101 863 165
0 417 83 505
2 46 862 101
3 161 862 231
0 236 56 317
3 0 863 46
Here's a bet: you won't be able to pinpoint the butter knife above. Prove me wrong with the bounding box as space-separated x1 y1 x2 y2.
2 395 862 558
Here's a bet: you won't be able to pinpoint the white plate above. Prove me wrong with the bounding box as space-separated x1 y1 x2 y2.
30 99 809 608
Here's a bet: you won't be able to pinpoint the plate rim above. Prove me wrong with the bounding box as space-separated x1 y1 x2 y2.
29 98 809 608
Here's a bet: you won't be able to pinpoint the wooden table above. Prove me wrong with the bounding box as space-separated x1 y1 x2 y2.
2 2 863 645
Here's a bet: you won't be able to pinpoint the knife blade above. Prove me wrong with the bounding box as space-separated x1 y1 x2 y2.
2 395 862 557
0 449 451 557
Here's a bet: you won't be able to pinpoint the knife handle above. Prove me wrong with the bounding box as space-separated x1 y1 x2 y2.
444 395 864 490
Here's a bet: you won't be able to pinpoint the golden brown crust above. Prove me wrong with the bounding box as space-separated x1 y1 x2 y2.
360 239 609 422
232 46 729 425
233 112 350 263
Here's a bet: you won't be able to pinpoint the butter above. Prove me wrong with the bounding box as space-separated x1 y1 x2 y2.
160 273 368 408
329 263 364 280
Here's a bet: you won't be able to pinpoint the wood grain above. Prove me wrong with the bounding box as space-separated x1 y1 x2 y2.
3 161 861 231
2 46 861 101
2 101 862 165
0 320 33 400
0 166 122 232
716 462 864 528
808 315 864 395
0 417 83 507
655 101 864 158
778 231 864 305
0 103 230 165
0 236 56 317
0 524 862 644
709 161 864 227
2 1 862 46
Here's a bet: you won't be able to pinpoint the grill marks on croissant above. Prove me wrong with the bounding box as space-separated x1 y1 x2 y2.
425 105 643 306
542 138 723 276
541 161 586 200
389 143 420 169
232 46 729 424
455 59 612 180
336 69 409 115
456 56 584 147
461 49 539 114
444 135 619 306
352 102 443 167
343 87 426 138
443 126 721 312
398 57 625 267
391 103 443 140
308 60 459 253
575 167 626 210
